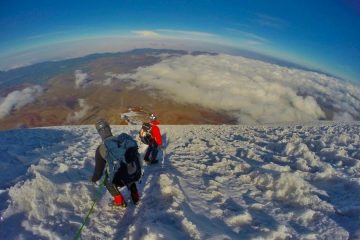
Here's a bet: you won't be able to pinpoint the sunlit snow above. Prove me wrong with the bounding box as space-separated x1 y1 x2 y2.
0 123 359 239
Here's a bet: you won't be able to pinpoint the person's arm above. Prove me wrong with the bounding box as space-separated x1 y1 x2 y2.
91 146 106 182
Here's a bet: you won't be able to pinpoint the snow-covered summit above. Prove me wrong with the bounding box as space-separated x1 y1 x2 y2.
0 122 359 239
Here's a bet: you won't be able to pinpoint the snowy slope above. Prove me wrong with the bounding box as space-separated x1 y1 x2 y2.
0 123 359 240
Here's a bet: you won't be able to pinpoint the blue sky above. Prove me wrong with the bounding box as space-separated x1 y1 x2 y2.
0 0 359 83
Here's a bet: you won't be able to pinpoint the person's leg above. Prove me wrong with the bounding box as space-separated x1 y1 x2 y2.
144 144 153 162
151 143 158 162
109 171 126 207
128 183 140 204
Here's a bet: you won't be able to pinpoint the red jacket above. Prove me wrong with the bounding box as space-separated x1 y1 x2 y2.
150 120 162 145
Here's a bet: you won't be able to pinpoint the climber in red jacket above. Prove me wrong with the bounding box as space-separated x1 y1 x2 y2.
144 113 162 164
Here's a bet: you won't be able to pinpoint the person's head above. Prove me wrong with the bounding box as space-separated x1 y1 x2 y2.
149 113 157 121
95 118 112 140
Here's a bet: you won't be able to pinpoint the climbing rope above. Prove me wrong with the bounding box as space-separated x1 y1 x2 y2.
73 176 107 240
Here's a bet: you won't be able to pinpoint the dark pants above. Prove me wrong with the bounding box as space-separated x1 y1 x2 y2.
144 142 158 162
105 168 138 197
106 181 138 197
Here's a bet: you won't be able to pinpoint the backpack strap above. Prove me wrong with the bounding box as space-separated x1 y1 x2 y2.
103 136 126 180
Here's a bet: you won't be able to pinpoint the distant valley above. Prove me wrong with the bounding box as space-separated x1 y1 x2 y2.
0 48 359 130
0 49 235 130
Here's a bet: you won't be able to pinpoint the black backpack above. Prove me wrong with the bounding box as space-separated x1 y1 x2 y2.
122 146 141 184
139 122 152 145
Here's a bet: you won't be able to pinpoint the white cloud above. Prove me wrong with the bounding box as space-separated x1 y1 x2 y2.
0 86 43 119
226 28 268 44
66 99 91 123
157 29 215 38
74 70 90 88
255 13 288 29
131 29 216 39
113 54 360 123
131 31 160 37
102 78 113 86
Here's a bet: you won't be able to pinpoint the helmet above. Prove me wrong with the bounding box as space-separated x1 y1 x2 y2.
149 113 157 121
95 118 112 140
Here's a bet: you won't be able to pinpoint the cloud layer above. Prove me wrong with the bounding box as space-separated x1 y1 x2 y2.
66 99 91 123
114 54 360 123
131 31 160 37
74 70 90 88
0 86 43 119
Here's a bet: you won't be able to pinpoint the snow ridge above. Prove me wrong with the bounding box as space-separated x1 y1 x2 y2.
0 123 359 239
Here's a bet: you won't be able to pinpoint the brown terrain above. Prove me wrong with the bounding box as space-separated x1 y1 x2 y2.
0 51 235 130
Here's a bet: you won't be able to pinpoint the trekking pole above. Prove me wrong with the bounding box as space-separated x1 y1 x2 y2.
161 138 166 169
162 147 166 169
73 176 107 240
138 169 145 184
